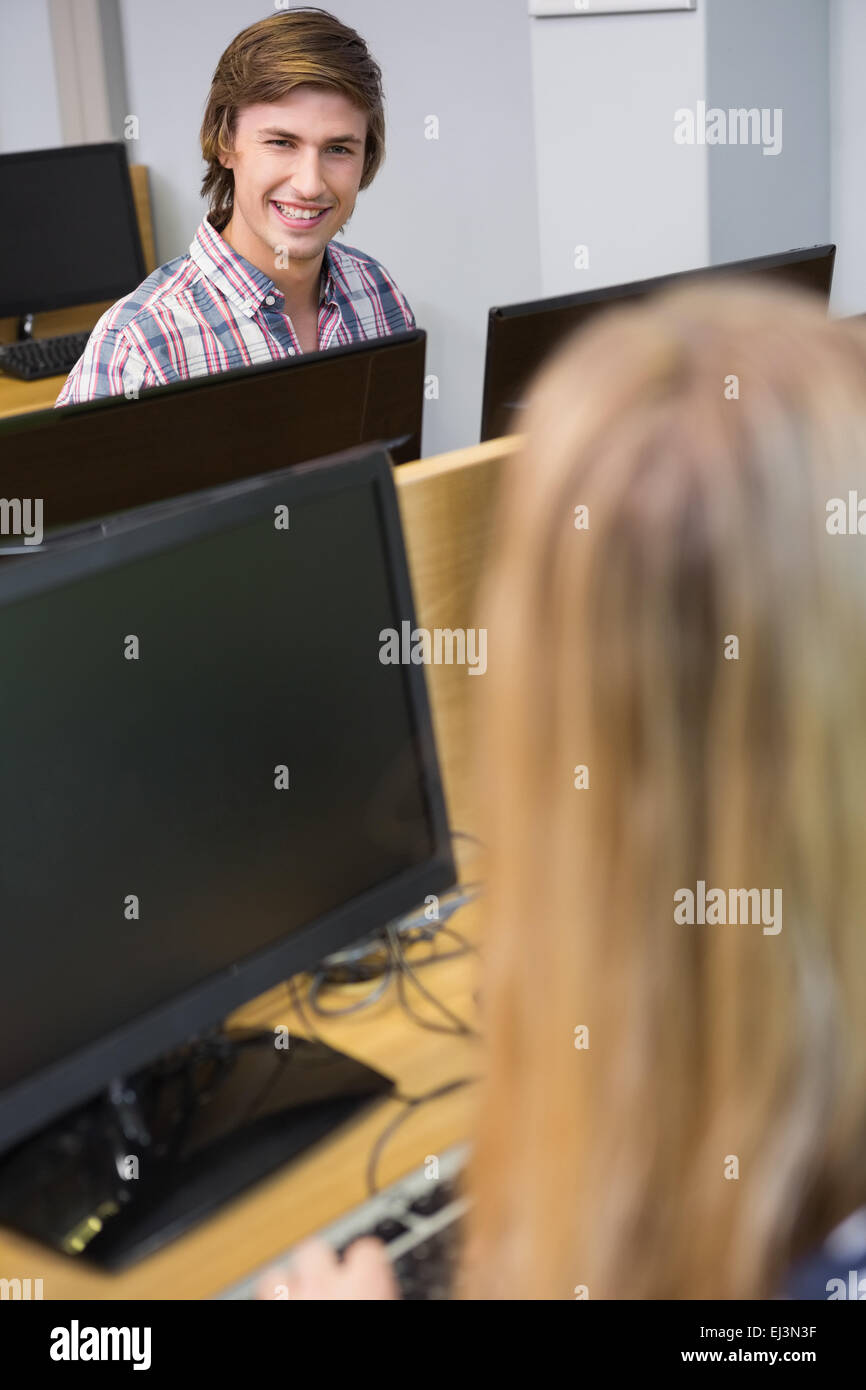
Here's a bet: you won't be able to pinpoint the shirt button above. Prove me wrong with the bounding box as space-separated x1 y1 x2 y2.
287 347 296 356
265 295 276 306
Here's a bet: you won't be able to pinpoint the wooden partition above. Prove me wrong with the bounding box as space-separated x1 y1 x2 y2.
394 434 524 838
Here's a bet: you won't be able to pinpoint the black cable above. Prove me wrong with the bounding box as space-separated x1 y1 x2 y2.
387 921 480 1039
284 882 482 1035
365 1076 478 1196
394 962 470 1038
299 927 476 1028
307 962 393 1017
299 884 482 1021
289 936 470 1025
398 921 479 959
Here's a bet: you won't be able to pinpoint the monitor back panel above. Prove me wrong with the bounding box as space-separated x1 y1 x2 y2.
0 332 426 538
481 246 836 441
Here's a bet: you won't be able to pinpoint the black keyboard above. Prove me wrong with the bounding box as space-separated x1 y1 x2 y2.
0 331 91 381
391 1208 464 1300
222 1143 469 1301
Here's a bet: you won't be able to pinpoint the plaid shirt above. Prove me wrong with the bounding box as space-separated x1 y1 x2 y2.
55 215 416 406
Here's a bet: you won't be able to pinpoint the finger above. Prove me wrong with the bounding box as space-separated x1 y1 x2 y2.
290 1237 342 1296
341 1237 400 1299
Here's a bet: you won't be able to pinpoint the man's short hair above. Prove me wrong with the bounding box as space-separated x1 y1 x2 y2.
200 7 386 231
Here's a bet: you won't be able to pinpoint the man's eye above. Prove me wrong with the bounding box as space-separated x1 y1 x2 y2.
268 140 351 154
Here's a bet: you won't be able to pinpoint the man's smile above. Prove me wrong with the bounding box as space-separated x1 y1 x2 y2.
271 200 331 229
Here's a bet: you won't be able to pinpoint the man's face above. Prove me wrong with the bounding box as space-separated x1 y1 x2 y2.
219 86 368 267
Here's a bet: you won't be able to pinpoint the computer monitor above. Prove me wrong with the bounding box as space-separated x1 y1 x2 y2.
0 444 455 1265
0 329 427 549
0 143 146 324
481 243 837 442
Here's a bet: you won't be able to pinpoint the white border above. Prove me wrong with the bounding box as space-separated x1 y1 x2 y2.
530 1 696 15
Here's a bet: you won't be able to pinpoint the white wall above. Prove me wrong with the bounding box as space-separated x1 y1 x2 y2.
118 0 541 456
829 0 866 314
705 0 830 267
0 0 62 153
529 3 709 296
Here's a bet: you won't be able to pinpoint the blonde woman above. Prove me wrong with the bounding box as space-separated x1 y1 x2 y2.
265 281 866 1299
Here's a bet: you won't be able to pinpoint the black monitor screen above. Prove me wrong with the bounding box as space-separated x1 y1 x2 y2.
481 244 836 441
0 144 145 318
0 472 437 1099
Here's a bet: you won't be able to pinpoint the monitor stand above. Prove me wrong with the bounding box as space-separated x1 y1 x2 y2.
0 1028 394 1271
16 312 35 342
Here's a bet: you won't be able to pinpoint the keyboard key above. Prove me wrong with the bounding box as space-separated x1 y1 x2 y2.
372 1217 409 1243
409 1181 455 1217
393 1224 462 1300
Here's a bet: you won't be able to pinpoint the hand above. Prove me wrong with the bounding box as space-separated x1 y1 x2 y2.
256 1236 399 1300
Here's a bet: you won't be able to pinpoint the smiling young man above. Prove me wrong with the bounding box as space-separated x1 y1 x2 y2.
55 8 415 406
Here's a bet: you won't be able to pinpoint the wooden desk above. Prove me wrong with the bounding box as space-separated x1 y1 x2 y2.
0 436 520 1299
0 166 156 420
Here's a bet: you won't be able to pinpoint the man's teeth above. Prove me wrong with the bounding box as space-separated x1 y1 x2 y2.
274 203 325 220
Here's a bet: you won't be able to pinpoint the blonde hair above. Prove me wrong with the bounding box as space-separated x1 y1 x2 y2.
464 281 866 1299
200 8 385 232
